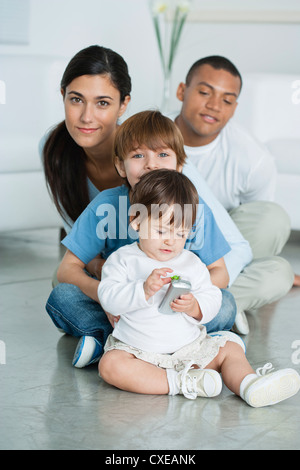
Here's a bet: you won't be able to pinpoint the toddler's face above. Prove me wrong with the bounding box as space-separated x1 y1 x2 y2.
135 209 190 262
115 145 181 188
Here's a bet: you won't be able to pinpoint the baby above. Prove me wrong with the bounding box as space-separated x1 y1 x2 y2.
98 169 300 407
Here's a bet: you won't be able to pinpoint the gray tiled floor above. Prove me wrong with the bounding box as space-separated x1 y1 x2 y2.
0 228 300 450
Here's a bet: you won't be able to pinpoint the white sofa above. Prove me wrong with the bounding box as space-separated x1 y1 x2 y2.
0 55 299 232
235 73 300 231
0 55 67 232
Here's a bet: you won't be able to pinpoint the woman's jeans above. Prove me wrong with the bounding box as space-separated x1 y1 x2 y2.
45 283 236 349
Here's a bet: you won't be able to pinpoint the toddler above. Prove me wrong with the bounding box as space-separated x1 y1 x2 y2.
98 169 300 407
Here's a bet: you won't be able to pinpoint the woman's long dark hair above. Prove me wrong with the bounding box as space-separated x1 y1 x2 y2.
43 45 131 224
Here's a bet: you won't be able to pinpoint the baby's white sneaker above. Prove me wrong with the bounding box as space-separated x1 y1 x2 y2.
177 361 222 400
240 363 300 408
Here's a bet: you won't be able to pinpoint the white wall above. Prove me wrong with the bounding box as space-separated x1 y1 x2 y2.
1 0 300 116
1 0 299 231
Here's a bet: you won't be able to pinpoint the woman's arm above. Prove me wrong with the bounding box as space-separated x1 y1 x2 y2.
57 249 100 302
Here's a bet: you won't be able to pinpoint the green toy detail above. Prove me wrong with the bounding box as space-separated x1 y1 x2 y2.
171 275 181 281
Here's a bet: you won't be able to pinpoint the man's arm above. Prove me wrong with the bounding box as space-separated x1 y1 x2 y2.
183 159 253 286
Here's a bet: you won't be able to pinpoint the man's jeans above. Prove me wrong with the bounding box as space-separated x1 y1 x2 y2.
45 283 236 347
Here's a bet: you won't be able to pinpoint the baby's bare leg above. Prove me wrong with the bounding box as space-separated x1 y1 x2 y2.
206 341 254 396
99 350 169 394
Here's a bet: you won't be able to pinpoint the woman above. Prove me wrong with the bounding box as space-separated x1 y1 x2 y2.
42 45 131 278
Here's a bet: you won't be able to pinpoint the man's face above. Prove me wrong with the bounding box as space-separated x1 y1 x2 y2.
176 64 241 146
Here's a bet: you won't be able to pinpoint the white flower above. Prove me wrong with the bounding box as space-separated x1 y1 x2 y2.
151 1 168 15
177 1 191 14
149 0 192 74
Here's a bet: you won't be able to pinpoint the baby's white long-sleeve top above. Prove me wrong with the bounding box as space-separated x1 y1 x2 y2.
98 242 222 354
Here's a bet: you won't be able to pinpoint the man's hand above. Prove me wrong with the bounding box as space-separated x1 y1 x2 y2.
143 268 173 301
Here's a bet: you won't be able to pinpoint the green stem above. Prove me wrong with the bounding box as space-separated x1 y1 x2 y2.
169 7 180 66
168 12 187 72
153 16 165 71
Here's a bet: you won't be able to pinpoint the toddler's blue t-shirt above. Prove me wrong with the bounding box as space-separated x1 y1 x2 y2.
62 185 230 267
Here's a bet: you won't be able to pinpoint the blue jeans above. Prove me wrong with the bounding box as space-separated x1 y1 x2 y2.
45 284 236 346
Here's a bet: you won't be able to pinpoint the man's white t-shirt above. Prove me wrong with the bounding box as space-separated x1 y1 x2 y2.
183 121 277 211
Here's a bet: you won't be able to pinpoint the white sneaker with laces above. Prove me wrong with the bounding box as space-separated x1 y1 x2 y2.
177 361 222 400
241 363 300 407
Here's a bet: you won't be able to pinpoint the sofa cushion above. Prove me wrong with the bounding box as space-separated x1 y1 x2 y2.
266 139 300 174
236 73 300 143
275 173 300 230
0 172 61 231
0 134 42 173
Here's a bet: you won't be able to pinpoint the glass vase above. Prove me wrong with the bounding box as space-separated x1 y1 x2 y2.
161 69 171 113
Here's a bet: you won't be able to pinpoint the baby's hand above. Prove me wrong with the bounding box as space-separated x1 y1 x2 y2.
144 268 173 301
170 293 202 320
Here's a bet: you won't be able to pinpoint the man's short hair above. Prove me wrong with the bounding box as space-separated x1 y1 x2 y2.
185 55 242 92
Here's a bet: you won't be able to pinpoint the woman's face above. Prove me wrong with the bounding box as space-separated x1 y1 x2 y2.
62 74 130 154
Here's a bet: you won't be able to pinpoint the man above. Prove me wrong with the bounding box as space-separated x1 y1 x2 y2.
174 56 299 334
